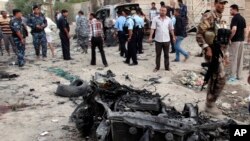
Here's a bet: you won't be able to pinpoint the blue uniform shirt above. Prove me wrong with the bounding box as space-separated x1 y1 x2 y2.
27 13 47 32
133 15 144 28
125 16 134 30
114 16 126 31
10 17 23 38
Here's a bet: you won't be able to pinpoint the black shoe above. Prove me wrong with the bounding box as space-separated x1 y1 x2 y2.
195 53 203 57
129 63 138 66
170 51 175 53
18 64 24 67
123 61 129 64
165 68 171 71
64 58 73 60
104 64 108 67
172 59 180 62
138 52 144 54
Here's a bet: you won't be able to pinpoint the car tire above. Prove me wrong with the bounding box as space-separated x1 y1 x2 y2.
55 79 89 97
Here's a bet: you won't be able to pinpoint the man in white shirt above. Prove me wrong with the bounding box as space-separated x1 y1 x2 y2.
148 6 176 72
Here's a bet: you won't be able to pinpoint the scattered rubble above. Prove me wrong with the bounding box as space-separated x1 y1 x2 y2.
40 131 49 136
0 103 30 116
0 71 19 80
69 70 238 141
176 71 205 90
220 85 250 123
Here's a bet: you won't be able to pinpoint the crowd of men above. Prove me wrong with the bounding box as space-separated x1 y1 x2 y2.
0 0 250 117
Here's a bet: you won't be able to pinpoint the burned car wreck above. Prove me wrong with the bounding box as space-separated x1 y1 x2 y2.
70 71 236 141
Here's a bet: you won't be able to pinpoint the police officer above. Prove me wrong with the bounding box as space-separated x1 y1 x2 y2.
27 5 47 60
76 10 89 54
133 9 144 54
10 9 26 67
57 9 71 60
196 0 228 116
114 10 126 57
123 9 138 66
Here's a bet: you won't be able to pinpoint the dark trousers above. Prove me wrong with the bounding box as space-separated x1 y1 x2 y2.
59 32 70 60
207 75 226 103
137 28 144 53
91 36 108 65
170 33 175 52
126 37 138 64
155 41 170 70
118 31 127 57
32 32 47 57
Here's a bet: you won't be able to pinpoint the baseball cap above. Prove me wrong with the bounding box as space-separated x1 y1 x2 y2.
215 0 228 3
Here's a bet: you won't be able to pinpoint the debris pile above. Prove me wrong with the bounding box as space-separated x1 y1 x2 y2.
61 71 238 141
219 85 250 123
0 71 19 80
179 71 205 89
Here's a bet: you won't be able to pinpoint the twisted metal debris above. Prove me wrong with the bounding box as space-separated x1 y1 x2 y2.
68 71 237 141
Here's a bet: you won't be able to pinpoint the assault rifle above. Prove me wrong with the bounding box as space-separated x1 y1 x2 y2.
201 28 231 91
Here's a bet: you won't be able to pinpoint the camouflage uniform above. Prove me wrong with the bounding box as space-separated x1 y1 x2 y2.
10 17 26 67
76 15 89 53
196 10 227 104
27 13 47 57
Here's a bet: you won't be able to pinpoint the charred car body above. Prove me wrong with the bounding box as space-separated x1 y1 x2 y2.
70 71 237 141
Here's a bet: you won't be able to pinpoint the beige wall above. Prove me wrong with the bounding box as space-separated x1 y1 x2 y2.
72 1 91 16
243 0 250 25
102 0 250 25
0 2 7 11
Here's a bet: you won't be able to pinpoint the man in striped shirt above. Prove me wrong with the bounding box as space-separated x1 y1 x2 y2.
0 11 17 56
89 13 108 67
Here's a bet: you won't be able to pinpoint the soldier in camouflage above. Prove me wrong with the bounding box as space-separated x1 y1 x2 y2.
76 11 90 54
27 5 47 60
10 9 26 67
196 0 228 116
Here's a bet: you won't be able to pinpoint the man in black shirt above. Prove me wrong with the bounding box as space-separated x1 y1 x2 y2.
228 4 247 81
173 8 189 62
167 1 176 53
58 9 71 60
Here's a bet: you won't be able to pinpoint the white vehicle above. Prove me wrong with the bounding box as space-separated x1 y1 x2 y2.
95 3 140 46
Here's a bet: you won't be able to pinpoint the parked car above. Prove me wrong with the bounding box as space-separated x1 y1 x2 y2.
95 3 140 47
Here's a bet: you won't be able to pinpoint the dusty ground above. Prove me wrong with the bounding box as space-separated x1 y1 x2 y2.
0 33 250 141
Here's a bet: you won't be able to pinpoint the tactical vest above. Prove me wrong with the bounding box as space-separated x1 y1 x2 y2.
123 17 139 40
204 11 231 45
29 14 46 33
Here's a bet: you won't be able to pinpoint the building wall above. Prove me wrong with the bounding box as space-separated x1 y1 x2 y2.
242 0 250 25
72 1 91 17
100 0 250 25
0 1 7 11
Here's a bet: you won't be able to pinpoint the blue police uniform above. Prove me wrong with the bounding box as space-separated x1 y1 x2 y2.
124 16 138 65
10 17 25 67
27 13 47 58
57 15 71 60
114 16 127 57
133 15 144 54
